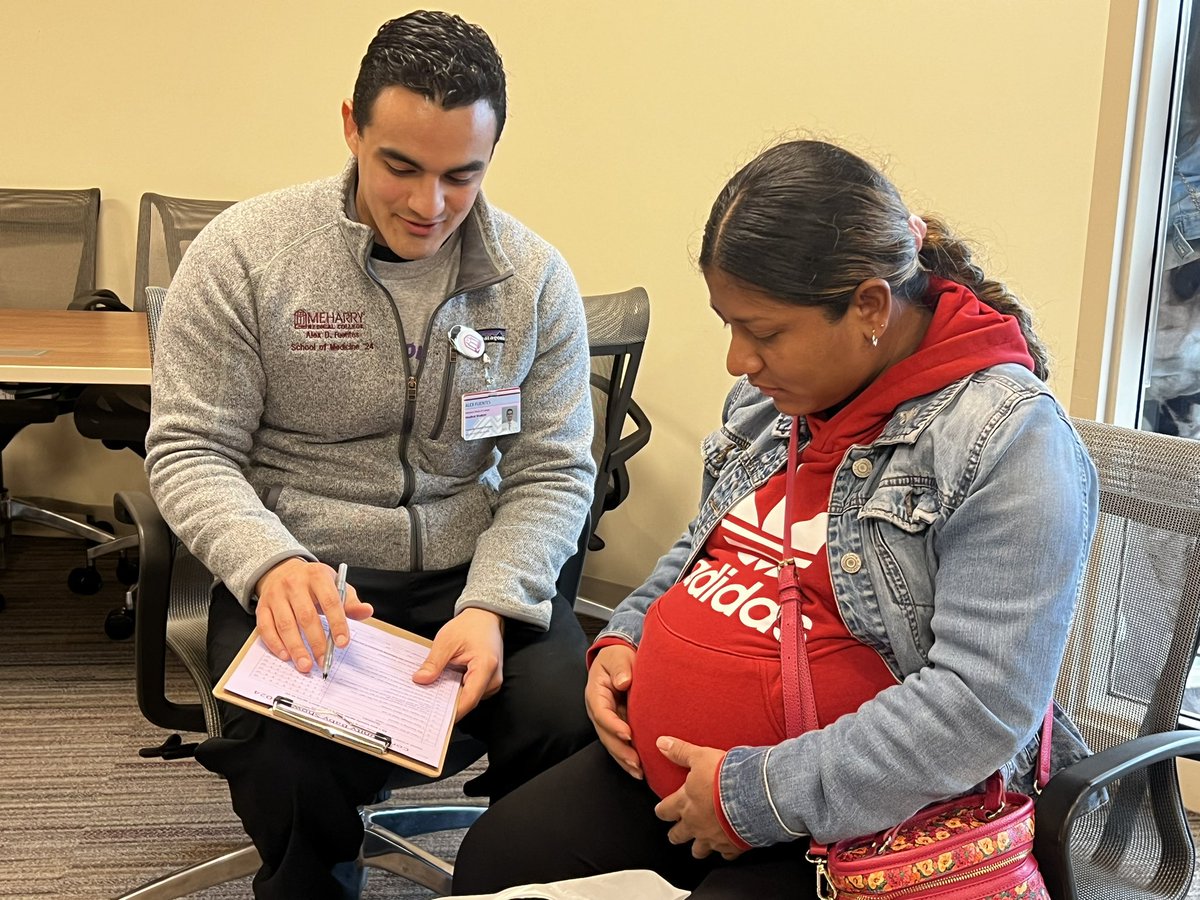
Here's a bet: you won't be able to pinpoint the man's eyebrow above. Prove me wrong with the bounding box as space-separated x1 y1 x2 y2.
378 147 487 174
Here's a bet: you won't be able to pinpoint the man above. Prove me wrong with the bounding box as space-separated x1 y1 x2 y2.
144 11 596 898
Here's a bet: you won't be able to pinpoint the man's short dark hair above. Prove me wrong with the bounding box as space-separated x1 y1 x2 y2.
352 10 507 141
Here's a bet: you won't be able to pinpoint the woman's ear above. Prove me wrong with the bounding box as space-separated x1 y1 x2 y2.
851 278 894 336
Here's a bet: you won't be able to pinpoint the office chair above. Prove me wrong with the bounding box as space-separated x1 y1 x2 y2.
573 287 651 622
113 287 653 898
132 193 237 313
73 192 235 461
0 186 124 613
582 288 650 544
1035 419 1200 899
71 194 234 620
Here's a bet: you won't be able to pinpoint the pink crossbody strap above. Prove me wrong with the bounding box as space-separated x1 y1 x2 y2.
776 416 1053 787
779 422 819 738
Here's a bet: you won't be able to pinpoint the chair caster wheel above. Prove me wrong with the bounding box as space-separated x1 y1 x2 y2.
87 519 116 546
105 607 135 640
68 566 103 595
116 556 139 585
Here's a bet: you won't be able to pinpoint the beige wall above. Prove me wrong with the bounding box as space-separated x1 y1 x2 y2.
4 1 1112 588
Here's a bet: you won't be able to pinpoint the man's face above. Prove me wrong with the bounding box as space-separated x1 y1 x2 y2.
343 86 497 259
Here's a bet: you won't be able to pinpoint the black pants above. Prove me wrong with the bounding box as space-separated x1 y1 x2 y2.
197 564 593 900
451 741 812 899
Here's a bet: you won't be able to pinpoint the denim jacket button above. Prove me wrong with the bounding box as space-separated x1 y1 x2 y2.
840 552 863 574
851 458 873 478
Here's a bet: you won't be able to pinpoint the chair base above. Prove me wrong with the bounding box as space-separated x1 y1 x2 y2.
0 494 119 545
112 805 487 899
88 531 137 561
114 845 260 899
361 804 487 894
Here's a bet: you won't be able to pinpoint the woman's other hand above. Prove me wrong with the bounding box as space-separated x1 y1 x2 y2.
585 643 642 779
654 736 744 860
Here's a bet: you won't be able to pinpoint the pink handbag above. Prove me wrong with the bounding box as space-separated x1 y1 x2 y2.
776 420 1051 899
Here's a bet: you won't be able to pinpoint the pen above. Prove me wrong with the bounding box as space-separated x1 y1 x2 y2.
322 562 349 680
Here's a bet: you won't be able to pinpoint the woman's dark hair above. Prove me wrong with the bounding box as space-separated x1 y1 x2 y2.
698 140 1049 380
352 10 507 141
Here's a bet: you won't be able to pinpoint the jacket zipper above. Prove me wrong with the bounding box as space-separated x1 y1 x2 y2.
428 348 458 441
410 501 425 571
415 265 512 443
362 244 512 569
362 270 420 570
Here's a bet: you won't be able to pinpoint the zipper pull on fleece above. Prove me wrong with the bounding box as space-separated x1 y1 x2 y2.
407 376 418 403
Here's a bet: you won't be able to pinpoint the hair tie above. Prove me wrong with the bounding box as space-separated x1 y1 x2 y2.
907 214 927 253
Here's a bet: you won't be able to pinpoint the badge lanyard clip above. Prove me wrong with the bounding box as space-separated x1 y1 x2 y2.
449 325 494 387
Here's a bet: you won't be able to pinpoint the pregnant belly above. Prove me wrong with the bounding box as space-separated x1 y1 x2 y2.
627 603 785 798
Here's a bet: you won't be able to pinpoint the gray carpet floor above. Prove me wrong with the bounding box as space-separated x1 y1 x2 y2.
0 535 487 900
6 533 1200 900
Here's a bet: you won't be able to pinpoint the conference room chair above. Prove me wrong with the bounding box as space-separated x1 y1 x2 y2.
71 193 234 621
570 287 651 619
133 192 238 313
0 186 124 613
112 286 653 898
1035 419 1200 899
580 289 651 533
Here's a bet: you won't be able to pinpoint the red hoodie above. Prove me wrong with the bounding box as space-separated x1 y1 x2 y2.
610 279 1035 801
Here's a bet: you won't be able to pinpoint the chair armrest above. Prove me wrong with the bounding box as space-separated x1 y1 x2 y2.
608 398 652 468
114 490 208 734
597 399 652 515
1034 729 1200 899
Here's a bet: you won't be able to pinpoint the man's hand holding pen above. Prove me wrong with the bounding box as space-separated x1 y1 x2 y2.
254 559 373 673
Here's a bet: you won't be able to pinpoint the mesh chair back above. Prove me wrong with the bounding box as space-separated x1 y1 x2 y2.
164 543 225 737
144 286 168 363
134 193 233 311
582 288 651 547
1054 419 1200 900
126 287 222 736
0 187 99 308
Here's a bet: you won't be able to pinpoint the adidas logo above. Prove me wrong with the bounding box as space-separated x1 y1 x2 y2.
677 495 828 642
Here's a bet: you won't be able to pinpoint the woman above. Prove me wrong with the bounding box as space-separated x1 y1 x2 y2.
451 139 1098 899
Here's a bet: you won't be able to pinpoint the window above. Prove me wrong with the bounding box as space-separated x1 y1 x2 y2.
1143 3 1200 438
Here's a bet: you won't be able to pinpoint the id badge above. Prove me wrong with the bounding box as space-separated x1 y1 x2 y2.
462 387 521 440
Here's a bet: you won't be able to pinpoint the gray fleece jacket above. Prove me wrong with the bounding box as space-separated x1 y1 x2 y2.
144 160 595 628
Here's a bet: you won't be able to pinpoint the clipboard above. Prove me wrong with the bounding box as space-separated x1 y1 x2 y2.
213 616 461 778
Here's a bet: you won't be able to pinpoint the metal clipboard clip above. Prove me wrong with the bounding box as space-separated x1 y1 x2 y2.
271 696 393 755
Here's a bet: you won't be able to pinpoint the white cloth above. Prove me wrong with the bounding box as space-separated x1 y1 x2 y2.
452 870 690 900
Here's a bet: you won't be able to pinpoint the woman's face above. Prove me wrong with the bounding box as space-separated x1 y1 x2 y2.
705 266 877 417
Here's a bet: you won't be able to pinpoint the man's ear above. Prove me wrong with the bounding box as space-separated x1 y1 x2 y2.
851 278 894 335
341 99 360 155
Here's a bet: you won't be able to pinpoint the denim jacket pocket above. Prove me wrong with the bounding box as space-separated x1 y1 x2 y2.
856 482 942 654
702 428 749 480
858 482 942 533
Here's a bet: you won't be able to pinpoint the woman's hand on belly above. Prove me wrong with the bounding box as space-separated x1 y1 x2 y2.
585 644 642 779
654 737 743 860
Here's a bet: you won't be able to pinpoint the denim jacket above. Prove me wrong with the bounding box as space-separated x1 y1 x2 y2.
599 364 1099 846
